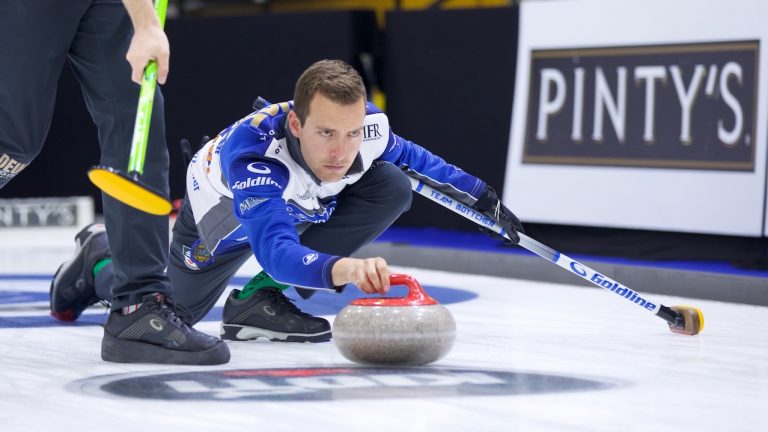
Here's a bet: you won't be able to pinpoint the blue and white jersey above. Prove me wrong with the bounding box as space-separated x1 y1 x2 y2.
186 101 486 289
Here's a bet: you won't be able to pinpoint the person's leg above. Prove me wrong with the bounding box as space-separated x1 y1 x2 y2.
301 162 413 254
176 189 332 343
0 0 86 187
296 161 412 298
66 1 226 365
0 1 111 321
167 194 254 324
68 0 170 310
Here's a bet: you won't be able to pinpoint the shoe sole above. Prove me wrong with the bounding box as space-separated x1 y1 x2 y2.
101 331 230 365
220 323 332 343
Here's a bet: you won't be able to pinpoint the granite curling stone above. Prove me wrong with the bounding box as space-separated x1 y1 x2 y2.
333 273 456 366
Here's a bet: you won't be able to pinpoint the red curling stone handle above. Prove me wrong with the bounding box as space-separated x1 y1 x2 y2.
348 273 438 306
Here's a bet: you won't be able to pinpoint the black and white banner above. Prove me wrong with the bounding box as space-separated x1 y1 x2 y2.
505 0 767 236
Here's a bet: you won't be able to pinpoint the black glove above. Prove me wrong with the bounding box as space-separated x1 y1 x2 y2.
180 135 210 166
474 186 524 245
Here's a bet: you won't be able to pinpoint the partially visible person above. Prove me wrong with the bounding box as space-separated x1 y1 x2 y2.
0 0 228 364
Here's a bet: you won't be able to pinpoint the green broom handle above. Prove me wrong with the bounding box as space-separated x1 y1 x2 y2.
127 0 168 175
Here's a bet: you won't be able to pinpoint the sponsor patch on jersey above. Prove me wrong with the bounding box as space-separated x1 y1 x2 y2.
363 123 383 142
182 241 213 271
239 196 268 215
302 253 319 265
231 177 282 191
285 199 336 224
246 162 272 174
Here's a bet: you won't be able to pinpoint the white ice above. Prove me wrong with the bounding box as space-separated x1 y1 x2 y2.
0 227 766 431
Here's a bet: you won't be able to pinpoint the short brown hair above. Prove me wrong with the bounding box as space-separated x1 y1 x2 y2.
293 59 367 124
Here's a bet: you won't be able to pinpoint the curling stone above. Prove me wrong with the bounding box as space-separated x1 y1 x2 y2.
333 274 456 366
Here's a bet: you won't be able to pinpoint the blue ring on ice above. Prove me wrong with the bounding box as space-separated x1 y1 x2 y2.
0 275 477 328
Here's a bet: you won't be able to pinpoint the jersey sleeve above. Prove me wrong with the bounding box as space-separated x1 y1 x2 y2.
376 127 487 206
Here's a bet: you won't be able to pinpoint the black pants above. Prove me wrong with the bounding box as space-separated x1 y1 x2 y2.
0 0 171 309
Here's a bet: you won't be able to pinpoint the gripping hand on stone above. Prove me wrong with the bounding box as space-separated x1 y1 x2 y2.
332 257 391 295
